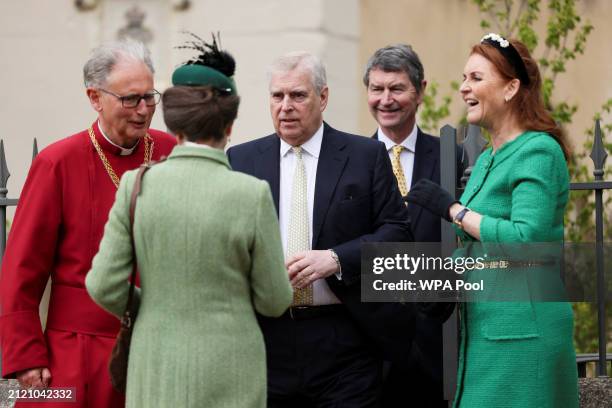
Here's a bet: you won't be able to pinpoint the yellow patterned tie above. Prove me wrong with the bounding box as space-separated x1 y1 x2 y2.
391 145 409 197
288 146 313 305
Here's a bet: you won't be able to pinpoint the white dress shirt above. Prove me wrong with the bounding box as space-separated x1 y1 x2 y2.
279 123 340 305
377 124 418 189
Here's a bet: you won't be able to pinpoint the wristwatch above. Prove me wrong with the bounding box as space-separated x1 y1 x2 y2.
453 207 470 229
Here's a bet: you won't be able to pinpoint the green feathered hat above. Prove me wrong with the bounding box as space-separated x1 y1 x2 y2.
172 32 237 95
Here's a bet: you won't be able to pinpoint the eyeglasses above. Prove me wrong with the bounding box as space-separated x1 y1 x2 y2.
99 88 161 108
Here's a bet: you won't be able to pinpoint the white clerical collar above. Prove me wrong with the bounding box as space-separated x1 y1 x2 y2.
377 124 418 153
97 120 139 156
182 141 215 150
280 122 324 158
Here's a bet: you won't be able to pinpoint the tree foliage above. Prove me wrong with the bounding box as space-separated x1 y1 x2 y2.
419 81 459 133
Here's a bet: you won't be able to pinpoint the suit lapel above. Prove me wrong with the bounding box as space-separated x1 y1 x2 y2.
312 124 348 248
252 135 281 214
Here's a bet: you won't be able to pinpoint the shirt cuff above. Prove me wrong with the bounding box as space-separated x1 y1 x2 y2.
329 249 342 280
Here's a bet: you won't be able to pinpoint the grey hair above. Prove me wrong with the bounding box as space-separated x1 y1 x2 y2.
267 51 327 94
83 39 155 88
363 44 425 93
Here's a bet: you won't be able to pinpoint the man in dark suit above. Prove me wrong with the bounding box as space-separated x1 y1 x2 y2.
228 51 414 407
364 44 463 407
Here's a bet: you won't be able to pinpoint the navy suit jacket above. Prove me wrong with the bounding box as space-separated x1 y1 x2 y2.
227 122 416 364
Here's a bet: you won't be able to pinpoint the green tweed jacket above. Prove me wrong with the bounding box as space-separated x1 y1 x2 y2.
453 131 579 408
86 146 293 408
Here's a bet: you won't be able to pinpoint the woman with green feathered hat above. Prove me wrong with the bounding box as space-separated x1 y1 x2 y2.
87 33 293 408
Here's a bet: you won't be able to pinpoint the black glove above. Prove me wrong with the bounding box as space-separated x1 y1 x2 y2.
406 179 457 222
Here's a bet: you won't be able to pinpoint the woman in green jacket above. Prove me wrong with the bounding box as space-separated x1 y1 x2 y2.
86 37 293 408
408 34 578 407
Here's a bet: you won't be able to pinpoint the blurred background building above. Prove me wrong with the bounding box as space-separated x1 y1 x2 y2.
0 0 610 212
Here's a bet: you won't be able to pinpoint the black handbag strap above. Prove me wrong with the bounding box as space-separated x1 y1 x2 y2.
122 157 167 327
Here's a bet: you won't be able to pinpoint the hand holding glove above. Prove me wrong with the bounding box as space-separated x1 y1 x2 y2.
406 179 458 222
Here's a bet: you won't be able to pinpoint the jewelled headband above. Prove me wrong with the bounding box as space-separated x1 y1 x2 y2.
480 33 530 86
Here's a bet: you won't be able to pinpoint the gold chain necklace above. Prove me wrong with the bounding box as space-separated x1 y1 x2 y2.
88 126 153 189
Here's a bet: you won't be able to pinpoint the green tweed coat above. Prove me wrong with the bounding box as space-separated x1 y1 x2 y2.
86 146 293 408
453 131 579 407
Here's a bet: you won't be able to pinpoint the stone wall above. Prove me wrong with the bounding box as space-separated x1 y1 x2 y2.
0 0 361 214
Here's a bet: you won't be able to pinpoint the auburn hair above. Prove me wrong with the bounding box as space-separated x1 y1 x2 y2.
470 40 571 160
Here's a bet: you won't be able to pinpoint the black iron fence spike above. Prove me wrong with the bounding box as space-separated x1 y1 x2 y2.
0 140 10 189
32 138 39 161
589 119 607 179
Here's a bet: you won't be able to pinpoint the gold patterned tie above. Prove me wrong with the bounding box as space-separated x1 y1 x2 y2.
391 145 409 197
288 146 313 305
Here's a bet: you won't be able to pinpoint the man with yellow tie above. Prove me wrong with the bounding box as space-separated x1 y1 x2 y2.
228 51 414 407
364 44 465 407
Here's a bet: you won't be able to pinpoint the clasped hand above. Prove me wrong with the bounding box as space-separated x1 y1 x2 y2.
16 367 51 389
286 250 338 288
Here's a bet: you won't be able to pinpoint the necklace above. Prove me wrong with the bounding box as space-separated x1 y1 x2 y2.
88 126 153 188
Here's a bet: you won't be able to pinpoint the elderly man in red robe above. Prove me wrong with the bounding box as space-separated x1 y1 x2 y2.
0 40 176 407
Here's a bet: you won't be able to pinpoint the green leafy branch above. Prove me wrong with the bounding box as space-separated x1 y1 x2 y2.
419 81 459 133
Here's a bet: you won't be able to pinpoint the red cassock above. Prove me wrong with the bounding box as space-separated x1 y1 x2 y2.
0 121 176 407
